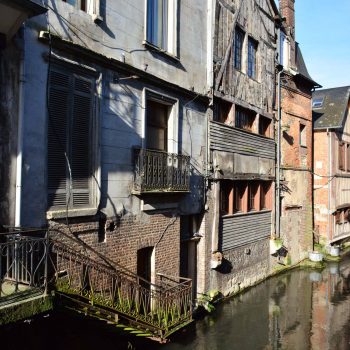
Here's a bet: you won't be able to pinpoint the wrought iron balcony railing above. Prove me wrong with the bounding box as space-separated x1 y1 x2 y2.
133 148 190 193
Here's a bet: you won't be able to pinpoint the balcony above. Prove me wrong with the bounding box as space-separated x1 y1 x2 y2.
133 148 190 194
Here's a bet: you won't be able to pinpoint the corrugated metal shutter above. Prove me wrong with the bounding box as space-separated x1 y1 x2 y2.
220 211 271 251
47 67 93 209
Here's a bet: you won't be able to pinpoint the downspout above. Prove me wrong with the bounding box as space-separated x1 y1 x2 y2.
276 68 283 238
327 128 331 244
15 25 25 228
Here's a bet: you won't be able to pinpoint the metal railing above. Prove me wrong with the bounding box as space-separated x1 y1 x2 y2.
0 232 48 298
133 148 190 193
49 239 192 338
0 230 192 339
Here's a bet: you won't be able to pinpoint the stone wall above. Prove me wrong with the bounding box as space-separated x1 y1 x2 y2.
209 238 270 296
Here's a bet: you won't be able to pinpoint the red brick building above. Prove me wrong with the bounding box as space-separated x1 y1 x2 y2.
313 86 350 246
277 0 320 263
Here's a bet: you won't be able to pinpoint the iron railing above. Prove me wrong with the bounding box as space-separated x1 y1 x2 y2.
0 230 193 339
133 148 190 193
49 239 192 339
0 232 48 298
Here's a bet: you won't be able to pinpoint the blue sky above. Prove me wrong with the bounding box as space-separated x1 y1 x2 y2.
277 0 350 89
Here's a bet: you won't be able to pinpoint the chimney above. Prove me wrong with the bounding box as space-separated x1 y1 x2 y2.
279 0 296 68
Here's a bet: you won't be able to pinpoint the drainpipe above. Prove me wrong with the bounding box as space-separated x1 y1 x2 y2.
327 128 331 244
15 26 25 228
276 68 283 238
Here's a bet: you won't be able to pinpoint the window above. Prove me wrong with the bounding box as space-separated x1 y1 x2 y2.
234 182 246 213
312 97 324 108
146 0 177 55
248 37 258 79
220 180 272 215
220 181 233 215
259 116 271 137
62 0 99 16
339 141 345 171
215 100 232 124
260 182 272 210
248 182 259 211
347 144 350 172
146 100 168 151
234 27 244 70
279 31 285 66
299 124 306 147
47 66 95 209
235 106 255 131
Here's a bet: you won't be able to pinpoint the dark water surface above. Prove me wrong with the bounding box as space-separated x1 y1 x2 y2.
3 258 350 350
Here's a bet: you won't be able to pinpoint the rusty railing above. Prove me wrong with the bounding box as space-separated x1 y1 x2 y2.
133 148 190 193
49 239 192 339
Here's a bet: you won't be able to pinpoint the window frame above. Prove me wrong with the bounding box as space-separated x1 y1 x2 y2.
260 182 272 210
339 141 345 171
259 115 271 137
143 89 178 154
145 0 178 56
234 27 244 71
299 123 307 147
247 37 258 79
62 0 101 19
235 106 255 132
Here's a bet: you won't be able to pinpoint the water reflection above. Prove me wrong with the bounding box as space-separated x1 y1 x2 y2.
3 258 350 350
165 257 350 350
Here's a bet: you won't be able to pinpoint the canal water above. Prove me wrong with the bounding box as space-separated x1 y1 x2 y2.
3 257 350 350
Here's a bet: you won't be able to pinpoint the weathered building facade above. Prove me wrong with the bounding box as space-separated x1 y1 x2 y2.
0 0 47 228
277 0 320 264
1 0 210 291
313 86 350 246
199 0 279 296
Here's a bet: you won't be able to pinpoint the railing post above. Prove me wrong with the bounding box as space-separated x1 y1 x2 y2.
44 230 49 296
14 236 19 293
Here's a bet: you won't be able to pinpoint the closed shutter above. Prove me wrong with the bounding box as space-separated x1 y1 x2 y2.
47 70 70 207
71 75 92 206
47 67 93 209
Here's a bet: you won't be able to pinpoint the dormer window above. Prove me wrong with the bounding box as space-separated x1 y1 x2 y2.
312 97 324 108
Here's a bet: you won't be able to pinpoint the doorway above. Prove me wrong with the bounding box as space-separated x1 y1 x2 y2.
137 247 154 289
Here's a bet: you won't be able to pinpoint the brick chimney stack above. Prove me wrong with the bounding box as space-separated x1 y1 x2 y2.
279 0 296 68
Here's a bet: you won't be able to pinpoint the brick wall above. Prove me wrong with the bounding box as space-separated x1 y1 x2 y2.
48 212 180 280
280 84 313 259
313 131 331 243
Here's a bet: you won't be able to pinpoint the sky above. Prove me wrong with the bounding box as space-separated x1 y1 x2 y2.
277 0 350 89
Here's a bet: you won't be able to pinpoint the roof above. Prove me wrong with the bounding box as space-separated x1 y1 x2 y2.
295 43 321 87
313 86 350 130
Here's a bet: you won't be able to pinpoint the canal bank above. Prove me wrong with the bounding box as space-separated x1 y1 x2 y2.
3 254 350 350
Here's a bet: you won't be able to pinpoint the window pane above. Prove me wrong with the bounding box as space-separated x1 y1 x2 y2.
234 28 244 70
147 0 169 50
146 100 168 151
339 142 345 171
248 38 257 78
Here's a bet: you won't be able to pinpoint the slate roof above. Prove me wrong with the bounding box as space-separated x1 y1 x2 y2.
313 86 350 130
295 43 319 87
